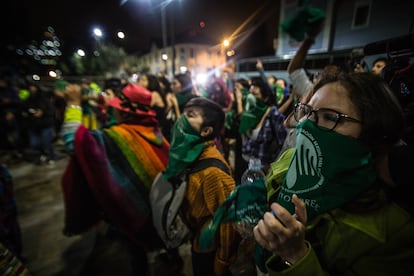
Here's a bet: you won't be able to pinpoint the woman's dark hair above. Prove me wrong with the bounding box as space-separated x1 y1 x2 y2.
104 78 123 96
146 74 162 94
313 72 405 148
157 75 172 94
250 76 275 105
235 78 249 89
184 97 225 140
174 73 193 94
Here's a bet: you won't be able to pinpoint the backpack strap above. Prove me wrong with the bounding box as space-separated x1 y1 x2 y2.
189 158 231 175
169 158 231 187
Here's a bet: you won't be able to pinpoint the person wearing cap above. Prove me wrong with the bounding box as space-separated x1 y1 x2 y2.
60 82 175 275
163 97 241 276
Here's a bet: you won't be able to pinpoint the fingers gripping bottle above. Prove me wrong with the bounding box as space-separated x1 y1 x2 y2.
234 158 266 238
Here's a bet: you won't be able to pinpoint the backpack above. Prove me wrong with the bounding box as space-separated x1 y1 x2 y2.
149 158 230 249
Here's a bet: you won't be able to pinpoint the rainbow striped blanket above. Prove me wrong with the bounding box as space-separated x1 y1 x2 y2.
61 123 169 250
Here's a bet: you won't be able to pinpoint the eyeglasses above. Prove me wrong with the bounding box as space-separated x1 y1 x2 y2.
294 103 361 131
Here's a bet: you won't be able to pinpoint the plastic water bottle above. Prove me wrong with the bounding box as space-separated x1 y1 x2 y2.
241 158 266 186
234 158 266 238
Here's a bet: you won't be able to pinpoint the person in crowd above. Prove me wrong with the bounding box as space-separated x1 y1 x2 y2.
224 78 250 183
206 77 232 112
371 57 389 76
353 59 367 73
52 79 69 140
20 82 57 165
60 82 180 275
256 59 289 108
157 74 175 141
97 77 123 128
279 18 342 159
205 76 233 158
256 59 278 104
0 74 24 156
79 78 100 130
168 73 197 114
0 163 30 274
163 97 240 276
239 77 288 174
0 164 23 261
254 72 414 275
138 73 170 140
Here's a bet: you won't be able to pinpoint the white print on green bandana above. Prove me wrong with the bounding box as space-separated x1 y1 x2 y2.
285 127 325 193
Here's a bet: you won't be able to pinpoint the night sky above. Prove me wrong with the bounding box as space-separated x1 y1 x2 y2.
1 0 279 59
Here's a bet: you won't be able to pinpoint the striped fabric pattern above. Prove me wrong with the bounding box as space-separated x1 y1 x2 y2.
62 123 170 250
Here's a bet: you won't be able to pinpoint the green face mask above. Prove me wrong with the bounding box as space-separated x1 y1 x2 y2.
163 114 205 180
276 119 376 220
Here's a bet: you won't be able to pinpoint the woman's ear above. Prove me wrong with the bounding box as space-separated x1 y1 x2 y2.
200 126 213 138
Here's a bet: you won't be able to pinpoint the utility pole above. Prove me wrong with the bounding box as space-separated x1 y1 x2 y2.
161 5 168 75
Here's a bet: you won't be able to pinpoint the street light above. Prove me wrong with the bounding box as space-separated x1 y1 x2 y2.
77 49 86 57
117 31 125 39
93 28 103 38
160 0 182 78
223 39 230 48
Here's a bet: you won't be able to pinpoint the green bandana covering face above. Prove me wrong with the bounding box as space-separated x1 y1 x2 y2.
275 85 285 104
276 119 376 220
163 114 205 180
238 98 268 134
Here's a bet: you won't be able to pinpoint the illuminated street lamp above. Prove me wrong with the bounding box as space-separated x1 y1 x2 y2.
93 28 103 38
222 38 231 63
117 31 125 39
77 49 86 57
223 39 230 48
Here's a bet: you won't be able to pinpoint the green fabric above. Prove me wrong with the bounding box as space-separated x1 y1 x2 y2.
277 119 376 220
280 5 325 42
163 114 205 180
275 85 285 105
81 87 94 115
90 82 101 93
199 178 267 250
54 79 69 92
224 109 235 130
176 91 194 109
18 89 30 100
265 148 295 202
238 99 268 134
265 203 414 275
198 87 209 98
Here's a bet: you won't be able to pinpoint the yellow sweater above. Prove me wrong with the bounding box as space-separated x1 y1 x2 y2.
182 141 240 275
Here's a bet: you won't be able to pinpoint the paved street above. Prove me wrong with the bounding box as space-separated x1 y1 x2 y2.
2 147 256 276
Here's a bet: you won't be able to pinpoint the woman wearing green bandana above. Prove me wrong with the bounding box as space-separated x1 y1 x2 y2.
253 72 414 275
239 77 288 174
164 97 241 276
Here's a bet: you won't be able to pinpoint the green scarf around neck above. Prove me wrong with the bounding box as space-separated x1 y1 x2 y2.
176 91 194 110
163 114 205 180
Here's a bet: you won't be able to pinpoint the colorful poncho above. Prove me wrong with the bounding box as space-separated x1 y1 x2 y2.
61 123 170 250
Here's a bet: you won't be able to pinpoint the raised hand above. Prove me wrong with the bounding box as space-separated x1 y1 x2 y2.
253 194 308 265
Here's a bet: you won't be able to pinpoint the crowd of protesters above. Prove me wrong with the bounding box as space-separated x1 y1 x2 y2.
1 21 414 274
